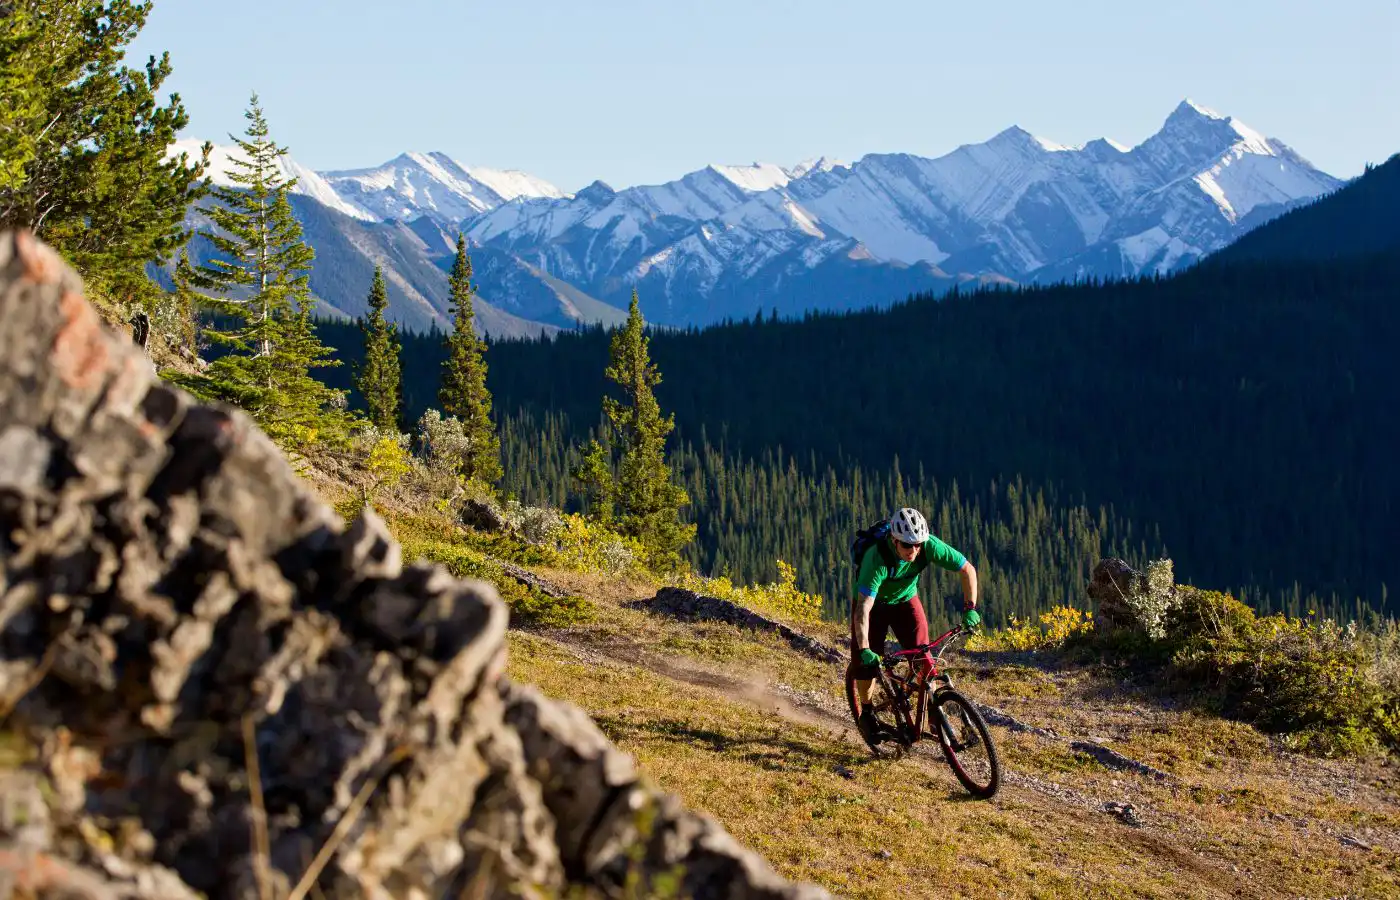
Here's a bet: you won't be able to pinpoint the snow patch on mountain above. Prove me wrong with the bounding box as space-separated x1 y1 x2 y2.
321 151 563 223
1195 149 1336 222
468 167 567 203
711 162 794 193
170 139 377 222
788 157 847 179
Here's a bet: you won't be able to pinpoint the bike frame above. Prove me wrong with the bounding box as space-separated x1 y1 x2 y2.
874 625 964 745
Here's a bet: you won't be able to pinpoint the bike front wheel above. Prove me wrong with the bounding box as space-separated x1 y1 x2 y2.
928 688 1001 799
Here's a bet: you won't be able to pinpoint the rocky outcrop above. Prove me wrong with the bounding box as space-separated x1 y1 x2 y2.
459 497 507 533
1070 742 1172 782
1086 558 1147 631
0 231 831 900
645 588 844 664
1087 557 1179 638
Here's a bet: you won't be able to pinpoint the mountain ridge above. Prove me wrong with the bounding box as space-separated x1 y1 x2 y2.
175 99 1347 330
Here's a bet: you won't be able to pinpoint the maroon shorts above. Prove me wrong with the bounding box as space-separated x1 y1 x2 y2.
851 595 930 677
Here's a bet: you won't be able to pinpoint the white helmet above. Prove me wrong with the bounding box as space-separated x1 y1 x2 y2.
889 507 929 545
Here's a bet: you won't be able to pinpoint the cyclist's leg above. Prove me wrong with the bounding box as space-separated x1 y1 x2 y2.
853 602 892 704
890 595 933 679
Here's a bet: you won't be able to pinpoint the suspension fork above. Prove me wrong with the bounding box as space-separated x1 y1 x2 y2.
924 667 957 742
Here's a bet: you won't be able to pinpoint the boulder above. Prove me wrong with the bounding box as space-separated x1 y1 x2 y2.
460 497 508 533
1087 558 1148 631
0 230 832 900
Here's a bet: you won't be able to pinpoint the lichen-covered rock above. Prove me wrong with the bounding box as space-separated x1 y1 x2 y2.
1087 557 1179 638
0 231 833 900
1087 558 1147 631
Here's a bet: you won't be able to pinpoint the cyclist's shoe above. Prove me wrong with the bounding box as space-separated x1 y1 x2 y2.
858 707 882 742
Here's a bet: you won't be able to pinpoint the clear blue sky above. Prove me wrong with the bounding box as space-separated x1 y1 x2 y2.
128 0 1399 192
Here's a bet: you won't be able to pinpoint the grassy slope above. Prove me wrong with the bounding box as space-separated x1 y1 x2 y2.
495 570 1399 900
306 471 1400 899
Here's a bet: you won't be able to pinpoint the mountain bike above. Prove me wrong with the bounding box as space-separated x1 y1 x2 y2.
845 624 1001 799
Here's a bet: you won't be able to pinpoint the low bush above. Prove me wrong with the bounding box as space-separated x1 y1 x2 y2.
967 605 1094 652
400 533 595 629
549 513 649 578
1078 569 1400 758
502 500 565 546
1164 588 1399 756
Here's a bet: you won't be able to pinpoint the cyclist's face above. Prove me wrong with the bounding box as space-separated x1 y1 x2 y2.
893 537 921 561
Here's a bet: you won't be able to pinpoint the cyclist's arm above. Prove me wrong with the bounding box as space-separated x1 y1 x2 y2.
852 548 886 651
851 593 875 650
959 560 978 610
925 535 978 609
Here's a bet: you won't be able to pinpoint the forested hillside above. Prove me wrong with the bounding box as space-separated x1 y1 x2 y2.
1211 152 1400 264
314 241 1400 623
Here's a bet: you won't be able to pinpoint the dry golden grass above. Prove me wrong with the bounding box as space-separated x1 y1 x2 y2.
511 632 1257 899
505 591 1400 900
353 504 1400 898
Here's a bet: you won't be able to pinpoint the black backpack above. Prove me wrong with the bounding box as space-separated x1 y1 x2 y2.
850 518 899 573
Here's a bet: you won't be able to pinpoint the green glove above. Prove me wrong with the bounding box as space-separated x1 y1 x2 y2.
859 648 881 668
962 608 982 629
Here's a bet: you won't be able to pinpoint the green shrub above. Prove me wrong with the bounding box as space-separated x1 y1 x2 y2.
502 500 566 545
1161 588 1398 756
453 526 558 568
1122 558 1180 639
400 534 595 629
550 513 649 578
1162 587 1258 645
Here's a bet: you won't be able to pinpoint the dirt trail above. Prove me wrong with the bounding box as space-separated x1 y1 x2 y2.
522 626 1281 899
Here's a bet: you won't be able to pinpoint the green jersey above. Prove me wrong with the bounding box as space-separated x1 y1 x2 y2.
855 535 967 605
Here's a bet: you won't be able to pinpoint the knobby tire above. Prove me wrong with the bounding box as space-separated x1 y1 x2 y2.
929 688 1001 799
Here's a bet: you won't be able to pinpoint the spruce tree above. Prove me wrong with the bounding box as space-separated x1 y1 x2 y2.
581 289 695 570
438 234 502 485
355 266 402 430
0 1 209 304
175 94 348 448
573 438 617 525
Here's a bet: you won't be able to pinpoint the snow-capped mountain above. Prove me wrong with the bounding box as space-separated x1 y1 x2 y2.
321 152 565 223
437 99 1340 324
173 99 1343 332
168 139 379 223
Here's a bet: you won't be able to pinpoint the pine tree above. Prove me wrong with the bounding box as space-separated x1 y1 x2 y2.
438 233 502 485
573 438 616 525
355 266 402 430
175 94 348 448
579 289 696 570
0 1 209 305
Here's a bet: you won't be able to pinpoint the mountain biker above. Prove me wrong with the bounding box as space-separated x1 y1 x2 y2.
851 507 980 739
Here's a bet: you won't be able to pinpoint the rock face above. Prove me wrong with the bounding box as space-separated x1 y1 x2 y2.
646 588 844 664
0 231 831 900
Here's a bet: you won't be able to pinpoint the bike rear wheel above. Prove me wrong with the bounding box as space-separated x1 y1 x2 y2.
845 666 910 752
928 689 1001 799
